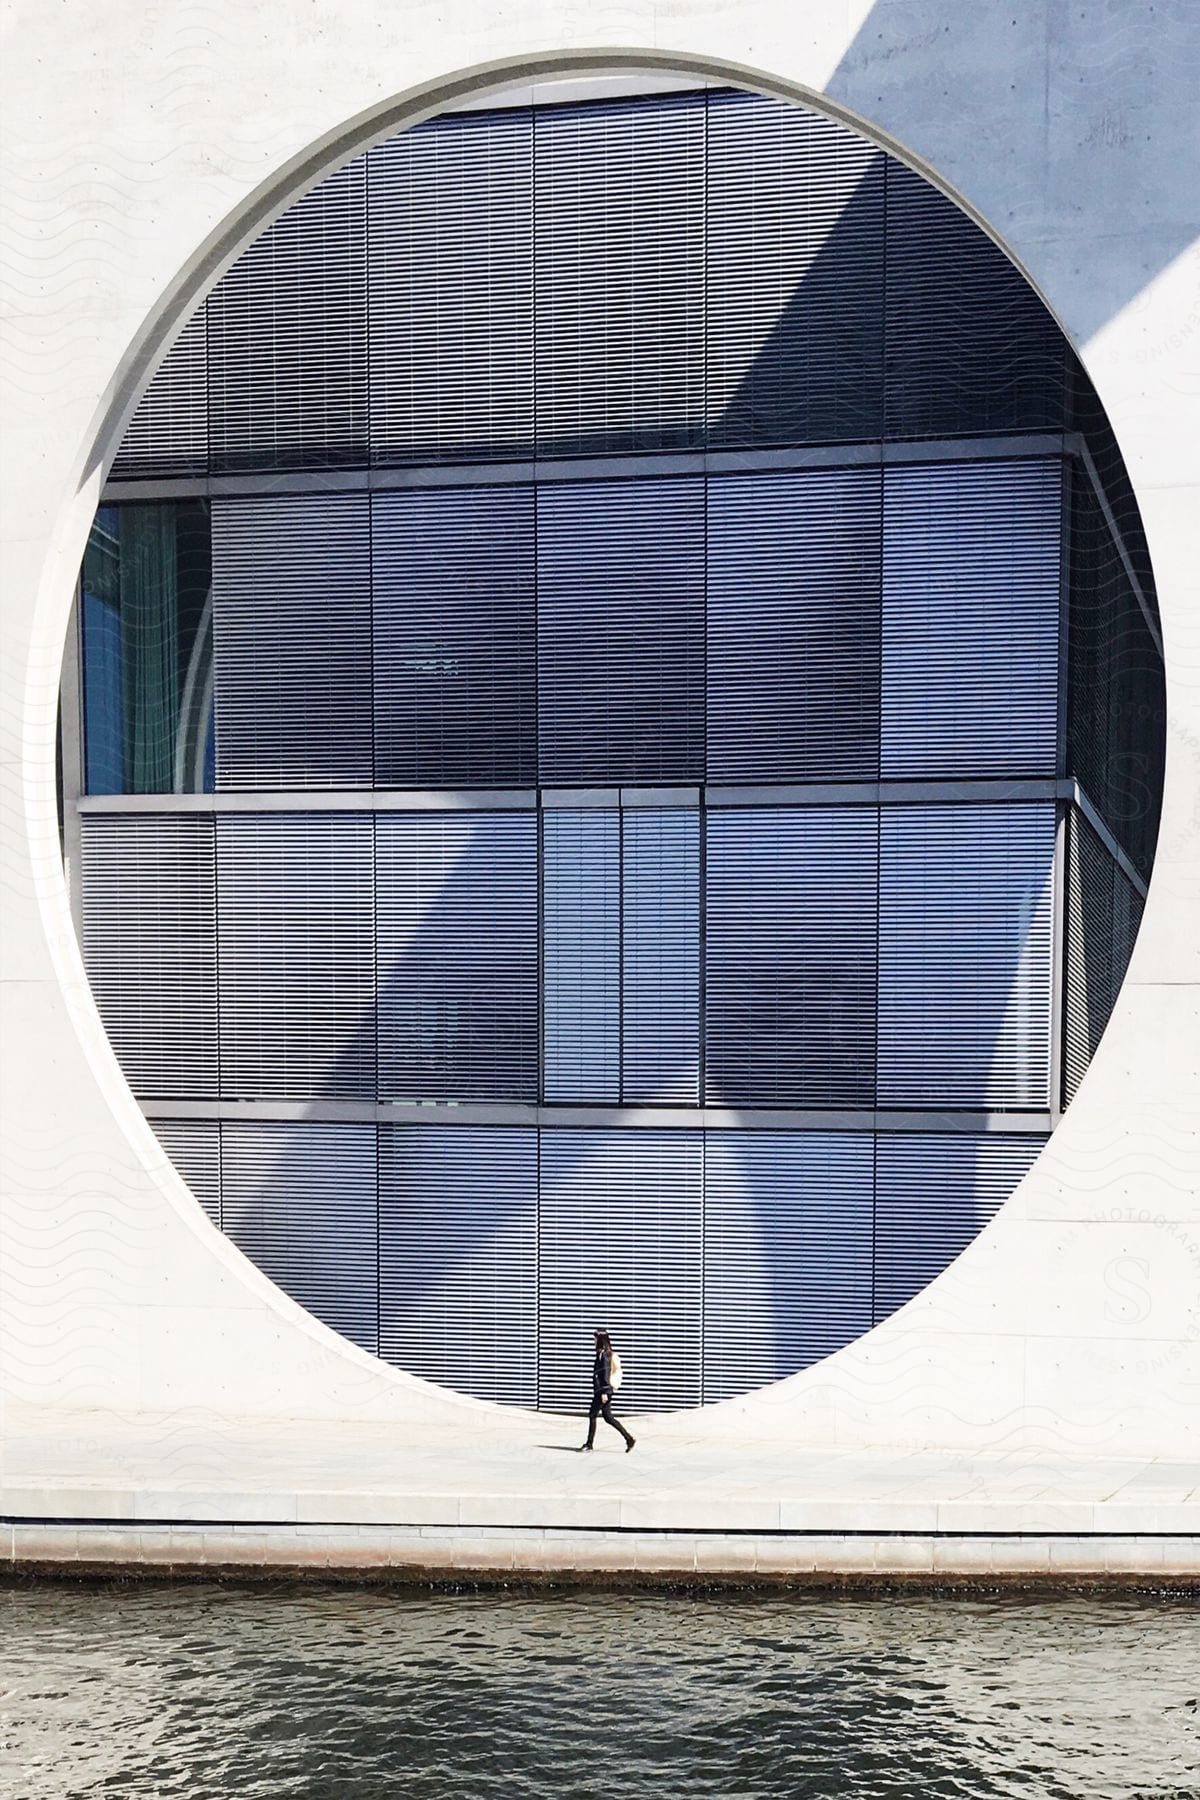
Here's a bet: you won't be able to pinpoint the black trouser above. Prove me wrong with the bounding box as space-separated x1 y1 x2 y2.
586 1394 634 1448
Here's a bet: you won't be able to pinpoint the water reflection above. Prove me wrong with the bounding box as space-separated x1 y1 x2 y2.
1 1585 1196 1799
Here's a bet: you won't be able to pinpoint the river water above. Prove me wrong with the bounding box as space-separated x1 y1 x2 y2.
1 1583 1196 1799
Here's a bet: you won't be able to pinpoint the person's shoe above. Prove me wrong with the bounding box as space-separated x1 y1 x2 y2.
625 1438 636 1453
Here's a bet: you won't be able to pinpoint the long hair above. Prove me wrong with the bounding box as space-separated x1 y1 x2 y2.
594 1329 613 1354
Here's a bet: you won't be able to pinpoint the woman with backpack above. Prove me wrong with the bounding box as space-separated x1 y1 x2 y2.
581 1328 636 1453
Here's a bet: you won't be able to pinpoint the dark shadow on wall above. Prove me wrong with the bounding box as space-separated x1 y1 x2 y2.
228 806 1056 1403
823 0 1200 346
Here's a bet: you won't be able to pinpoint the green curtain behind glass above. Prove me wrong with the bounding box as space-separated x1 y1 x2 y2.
121 506 179 792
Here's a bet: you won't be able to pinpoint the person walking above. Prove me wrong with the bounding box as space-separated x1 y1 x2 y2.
581 1328 635 1453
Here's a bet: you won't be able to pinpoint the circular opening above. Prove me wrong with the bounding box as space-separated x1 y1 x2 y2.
66 68 1165 1414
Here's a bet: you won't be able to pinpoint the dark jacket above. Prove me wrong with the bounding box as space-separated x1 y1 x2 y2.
592 1350 612 1398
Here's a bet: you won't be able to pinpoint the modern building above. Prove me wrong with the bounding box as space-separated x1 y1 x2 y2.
65 83 1165 1414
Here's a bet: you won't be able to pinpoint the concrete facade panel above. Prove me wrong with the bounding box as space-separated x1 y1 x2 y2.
2 0 1199 1533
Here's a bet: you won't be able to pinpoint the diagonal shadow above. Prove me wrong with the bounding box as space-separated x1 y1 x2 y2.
824 0 1200 348
136 82 1165 1410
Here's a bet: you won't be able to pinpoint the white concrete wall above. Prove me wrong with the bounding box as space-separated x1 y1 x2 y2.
2 1 1198 1465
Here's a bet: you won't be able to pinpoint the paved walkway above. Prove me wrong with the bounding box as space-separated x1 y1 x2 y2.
3 1402 1197 1537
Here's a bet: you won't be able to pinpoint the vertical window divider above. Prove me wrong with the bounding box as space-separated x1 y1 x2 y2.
534 1112 542 1412
699 88 710 1116
1050 803 1068 1125
365 138 377 794
532 104 544 1127
212 811 225 1107
880 151 890 450
203 288 214 479
1053 458 1073 1120
1057 457 1073 784
870 1124 879 1329
698 1120 707 1407
366 479 379 1316
617 803 625 1104
873 794 884 1304
699 789 708 1110
871 380 884 1322
536 802 545 1108
374 1115 383 1361
372 812 382 1355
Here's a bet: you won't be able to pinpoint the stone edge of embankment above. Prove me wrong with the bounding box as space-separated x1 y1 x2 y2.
2 1521 1198 1594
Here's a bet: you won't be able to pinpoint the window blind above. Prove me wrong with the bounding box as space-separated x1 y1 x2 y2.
216 813 376 1100
371 484 536 787
884 159 1068 438
211 494 372 791
873 1132 1045 1320
148 1119 222 1228
537 1129 703 1414
705 807 879 1107
535 94 705 455
221 1121 379 1353
706 467 882 781
80 814 218 1100
109 309 208 479
375 812 539 1101
1062 806 1133 1107
542 809 620 1103
707 90 885 446
621 809 701 1104
207 158 367 470
702 1130 874 1400
379 1125 538 1405
882 458 1062 778
536 477 704 784
368 110 533 462
877 804 1055 1107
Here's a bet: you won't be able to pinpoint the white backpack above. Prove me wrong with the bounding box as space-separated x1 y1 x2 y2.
609 1349 624 1392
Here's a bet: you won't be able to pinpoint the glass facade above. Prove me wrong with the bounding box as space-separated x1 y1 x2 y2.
72 86 1165 1411
81 503 212 794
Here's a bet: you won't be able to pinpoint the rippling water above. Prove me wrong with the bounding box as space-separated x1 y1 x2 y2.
1 1583 1197 1799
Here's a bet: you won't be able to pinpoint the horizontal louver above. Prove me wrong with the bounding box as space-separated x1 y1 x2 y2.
538 1129 703 1414
1066 469 1166 880
873 1132 1044 1320
216 814 375 1099
379 1126 537 1405
212 495 372 791
542 809 620 1104
707 91 885 446
621 810 701 1104
884 159 1067 438
706 468 882 781
149 1119 222 1227
702 1131 874 1401
877 805 1055 1107
369 110 533 462
207 158 367 470
221 1122 378 1353
109 309 208 479
1112 862 1145 1003
1063 807 1116 1106
535 95 705 454
536 477 705 783
375 813 538 1101
705 808 878 1106
127 1116 1045 1412
882 460 1061 777
371 485 536 786
80 815 218 1099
